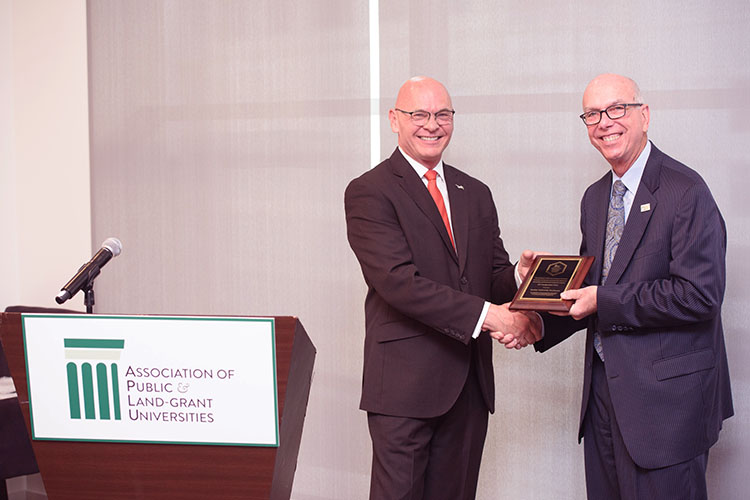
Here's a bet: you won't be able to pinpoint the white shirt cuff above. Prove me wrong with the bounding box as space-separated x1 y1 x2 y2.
472 301 491 339
514 262 524 287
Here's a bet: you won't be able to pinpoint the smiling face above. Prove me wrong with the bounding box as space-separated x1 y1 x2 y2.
582 74 650 176
389 77 454 169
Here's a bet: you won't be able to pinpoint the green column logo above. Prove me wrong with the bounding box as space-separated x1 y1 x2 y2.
64 339 125 421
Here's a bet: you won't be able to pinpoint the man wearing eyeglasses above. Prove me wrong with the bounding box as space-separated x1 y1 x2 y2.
533 73 733 499
345 76 539 499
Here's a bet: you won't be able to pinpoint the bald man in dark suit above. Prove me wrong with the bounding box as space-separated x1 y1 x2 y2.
345 76 539 500
534 73 733 500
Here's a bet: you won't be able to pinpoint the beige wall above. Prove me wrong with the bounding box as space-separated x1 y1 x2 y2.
0 0 90 311
1 0 89 495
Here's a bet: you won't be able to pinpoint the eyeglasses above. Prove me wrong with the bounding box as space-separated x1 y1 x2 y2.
579 103 643 126
395 108 455 126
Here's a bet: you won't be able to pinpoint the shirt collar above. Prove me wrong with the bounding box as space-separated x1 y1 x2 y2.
613 140 651 194
399 146 446 181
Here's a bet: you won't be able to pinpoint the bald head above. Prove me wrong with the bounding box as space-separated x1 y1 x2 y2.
583 73 642 106
389 76 454 169
395 76 453 111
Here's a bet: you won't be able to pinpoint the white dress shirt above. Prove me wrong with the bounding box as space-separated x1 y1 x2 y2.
611 141 651 222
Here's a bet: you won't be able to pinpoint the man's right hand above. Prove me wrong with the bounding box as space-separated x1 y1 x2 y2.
483 303 542 349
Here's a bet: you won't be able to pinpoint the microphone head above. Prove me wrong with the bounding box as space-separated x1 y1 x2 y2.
102 237 122 257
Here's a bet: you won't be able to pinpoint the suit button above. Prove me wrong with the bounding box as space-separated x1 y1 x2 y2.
611 325 617 331
460 277 468 285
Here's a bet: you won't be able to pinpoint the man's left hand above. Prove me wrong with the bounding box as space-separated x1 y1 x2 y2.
559 286 598 320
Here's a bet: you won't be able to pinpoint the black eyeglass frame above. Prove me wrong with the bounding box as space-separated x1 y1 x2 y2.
579 103 643 125
395 108 456 125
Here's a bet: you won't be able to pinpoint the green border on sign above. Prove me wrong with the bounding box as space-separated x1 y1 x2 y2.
21 314 279 448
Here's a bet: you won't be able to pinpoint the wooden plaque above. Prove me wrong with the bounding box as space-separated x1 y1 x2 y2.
509 255 594 312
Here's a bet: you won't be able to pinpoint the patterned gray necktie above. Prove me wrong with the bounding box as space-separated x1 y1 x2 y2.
595 179 627 361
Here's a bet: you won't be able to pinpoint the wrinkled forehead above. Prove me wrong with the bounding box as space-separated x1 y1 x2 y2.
582 77 637 110
396 81 453 111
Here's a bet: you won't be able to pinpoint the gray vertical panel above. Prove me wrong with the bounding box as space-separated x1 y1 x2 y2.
89 0 750 498
88 1 373 497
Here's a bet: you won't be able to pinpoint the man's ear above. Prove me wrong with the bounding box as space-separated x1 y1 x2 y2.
640 104 650 133
389 109 399 134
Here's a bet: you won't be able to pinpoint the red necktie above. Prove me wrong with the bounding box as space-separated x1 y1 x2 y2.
424 169 455 249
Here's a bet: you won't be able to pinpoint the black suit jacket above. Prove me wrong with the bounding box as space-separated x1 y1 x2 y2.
345 148 517 418
537 143 733 469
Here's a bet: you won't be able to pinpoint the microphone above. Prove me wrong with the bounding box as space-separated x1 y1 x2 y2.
55 237 122 304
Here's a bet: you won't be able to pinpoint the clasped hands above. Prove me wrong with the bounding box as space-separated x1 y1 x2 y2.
482 303 541 350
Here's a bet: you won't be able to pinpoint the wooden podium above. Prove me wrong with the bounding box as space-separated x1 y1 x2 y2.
0 313 315 500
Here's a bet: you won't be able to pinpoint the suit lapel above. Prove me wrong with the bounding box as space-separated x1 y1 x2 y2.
389 150 459 264
605 145 661 285
444 165 468 271
587 173 612 284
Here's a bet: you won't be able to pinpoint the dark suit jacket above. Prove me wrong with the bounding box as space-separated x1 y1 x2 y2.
345 148 517 418
537 143 733 469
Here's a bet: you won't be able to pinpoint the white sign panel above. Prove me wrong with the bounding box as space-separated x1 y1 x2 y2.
22 314 278 447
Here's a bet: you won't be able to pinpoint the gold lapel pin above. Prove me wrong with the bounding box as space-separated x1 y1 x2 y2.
640 203 651 212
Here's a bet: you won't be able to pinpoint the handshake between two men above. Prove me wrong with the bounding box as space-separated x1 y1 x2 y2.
482 302 541 350
480 250 544 350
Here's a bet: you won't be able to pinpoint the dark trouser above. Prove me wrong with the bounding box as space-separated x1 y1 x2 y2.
583 354 709 500
367 366 488 500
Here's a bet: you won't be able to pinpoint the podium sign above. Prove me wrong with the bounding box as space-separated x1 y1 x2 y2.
22 314 278 447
